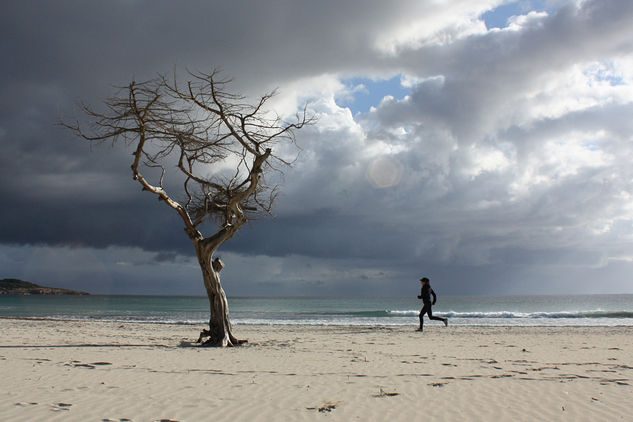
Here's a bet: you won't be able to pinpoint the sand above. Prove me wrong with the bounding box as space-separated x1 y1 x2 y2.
1 319 632 421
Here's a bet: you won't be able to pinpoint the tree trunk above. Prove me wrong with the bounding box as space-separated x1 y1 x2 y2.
195 241 246 347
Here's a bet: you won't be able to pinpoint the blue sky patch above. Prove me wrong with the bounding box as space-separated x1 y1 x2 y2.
337 75 411 115
588 61 626 86
483 0 550 30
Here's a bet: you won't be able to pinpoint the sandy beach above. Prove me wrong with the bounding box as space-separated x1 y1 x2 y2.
1 319 632 421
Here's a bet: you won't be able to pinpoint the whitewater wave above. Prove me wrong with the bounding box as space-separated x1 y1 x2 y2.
290 309 633 319
387 310 633 319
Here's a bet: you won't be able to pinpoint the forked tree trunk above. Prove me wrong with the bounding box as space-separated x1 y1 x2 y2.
195 241 246 347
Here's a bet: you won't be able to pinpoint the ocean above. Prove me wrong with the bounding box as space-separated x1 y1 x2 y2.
1 294 633 327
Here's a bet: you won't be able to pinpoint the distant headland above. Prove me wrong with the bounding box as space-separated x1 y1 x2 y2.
0 278 89 295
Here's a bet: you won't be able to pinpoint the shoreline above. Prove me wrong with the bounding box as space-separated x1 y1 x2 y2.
2 319 632 421
3 294 633 328
2 315 633 329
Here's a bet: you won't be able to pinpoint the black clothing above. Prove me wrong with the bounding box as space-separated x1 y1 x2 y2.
419 303 445 329
418 285 436 305
417 284 446 330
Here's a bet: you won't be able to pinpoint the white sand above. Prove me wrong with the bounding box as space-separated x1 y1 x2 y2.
1 319 632 421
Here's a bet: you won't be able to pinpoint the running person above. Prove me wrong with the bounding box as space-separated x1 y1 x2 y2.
417 277 448 331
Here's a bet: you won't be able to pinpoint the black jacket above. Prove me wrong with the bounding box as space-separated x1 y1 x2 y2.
419 285 436 305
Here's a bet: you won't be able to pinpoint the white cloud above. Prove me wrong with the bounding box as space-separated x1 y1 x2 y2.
3 0 633 295
264 0 633 281
374 0 498 52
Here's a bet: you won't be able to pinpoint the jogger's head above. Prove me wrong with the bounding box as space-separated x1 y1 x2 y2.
420 277 429 285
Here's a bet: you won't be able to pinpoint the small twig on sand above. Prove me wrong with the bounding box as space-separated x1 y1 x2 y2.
374 388 400 397
306 402 338 413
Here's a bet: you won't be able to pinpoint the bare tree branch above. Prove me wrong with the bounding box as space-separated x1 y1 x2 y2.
63 68 312 346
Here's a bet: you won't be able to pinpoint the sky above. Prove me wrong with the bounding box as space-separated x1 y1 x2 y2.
2 0 633 297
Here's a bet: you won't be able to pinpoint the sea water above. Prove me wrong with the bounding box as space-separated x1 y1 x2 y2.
1 294 632 327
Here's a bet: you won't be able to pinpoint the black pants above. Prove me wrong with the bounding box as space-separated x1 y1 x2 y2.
419 303 446 328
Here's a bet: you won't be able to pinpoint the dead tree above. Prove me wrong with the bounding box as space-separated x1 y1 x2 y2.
64 70 309 346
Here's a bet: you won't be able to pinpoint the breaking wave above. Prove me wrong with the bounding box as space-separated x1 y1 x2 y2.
387 310 633 319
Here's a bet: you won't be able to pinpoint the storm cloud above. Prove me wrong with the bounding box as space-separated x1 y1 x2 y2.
2 0 632 296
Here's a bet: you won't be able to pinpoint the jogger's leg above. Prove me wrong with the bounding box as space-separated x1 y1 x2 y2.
428 306 448 326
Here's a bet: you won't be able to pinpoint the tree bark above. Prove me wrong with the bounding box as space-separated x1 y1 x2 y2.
195 240 245 347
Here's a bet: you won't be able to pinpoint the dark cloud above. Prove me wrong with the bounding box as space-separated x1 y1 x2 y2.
2 0 633 295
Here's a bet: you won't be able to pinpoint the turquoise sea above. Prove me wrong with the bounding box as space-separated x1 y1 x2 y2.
1 294 633 327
